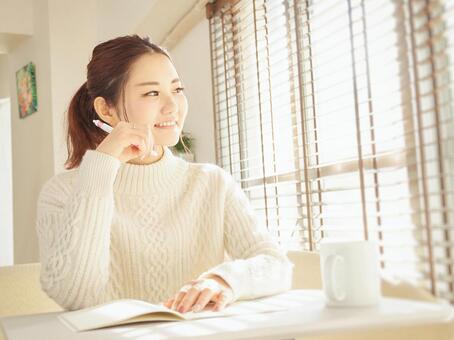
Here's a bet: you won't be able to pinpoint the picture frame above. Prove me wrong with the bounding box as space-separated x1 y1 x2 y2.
16 62 38 119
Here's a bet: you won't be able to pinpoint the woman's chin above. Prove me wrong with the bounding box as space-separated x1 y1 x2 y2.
155 137 180 148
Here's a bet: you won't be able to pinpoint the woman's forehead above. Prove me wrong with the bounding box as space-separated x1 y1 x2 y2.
129 53 179 85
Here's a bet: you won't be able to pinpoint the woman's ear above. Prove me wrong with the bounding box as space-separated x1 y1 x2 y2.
93 97 118 125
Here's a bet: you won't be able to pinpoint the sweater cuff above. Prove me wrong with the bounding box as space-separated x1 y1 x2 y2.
77 150 121 196
198 260 249 302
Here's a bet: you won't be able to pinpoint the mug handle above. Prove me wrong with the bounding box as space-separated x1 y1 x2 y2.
324 254 346 302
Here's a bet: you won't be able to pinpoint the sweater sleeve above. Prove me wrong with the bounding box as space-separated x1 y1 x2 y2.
198 171 294 302
35 150 121 310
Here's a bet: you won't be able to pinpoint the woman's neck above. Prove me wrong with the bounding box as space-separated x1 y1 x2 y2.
127 145 165 165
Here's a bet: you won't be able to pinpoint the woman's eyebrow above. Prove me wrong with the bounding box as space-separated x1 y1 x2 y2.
135 78 181 87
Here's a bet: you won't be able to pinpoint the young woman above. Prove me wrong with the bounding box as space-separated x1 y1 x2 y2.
36 35 293 313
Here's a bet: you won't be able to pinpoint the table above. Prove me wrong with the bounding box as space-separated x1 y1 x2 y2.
1 290 453 340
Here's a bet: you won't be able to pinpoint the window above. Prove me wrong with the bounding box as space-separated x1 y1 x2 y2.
207 0 454 301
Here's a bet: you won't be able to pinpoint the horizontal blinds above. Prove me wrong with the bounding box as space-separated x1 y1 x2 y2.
207 0 454 302
209 0 306 250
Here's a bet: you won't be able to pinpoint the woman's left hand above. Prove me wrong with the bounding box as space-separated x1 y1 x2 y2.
163 275 234 313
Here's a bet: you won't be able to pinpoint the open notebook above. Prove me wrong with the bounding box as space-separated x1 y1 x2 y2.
58 294 292 332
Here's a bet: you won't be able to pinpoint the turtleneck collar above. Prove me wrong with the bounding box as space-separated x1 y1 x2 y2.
114 146 189 194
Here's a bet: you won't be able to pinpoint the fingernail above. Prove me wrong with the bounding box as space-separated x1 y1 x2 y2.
178 305 185 313
192 304 202 312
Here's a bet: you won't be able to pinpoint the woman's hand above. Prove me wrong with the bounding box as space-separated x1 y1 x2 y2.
96 121 155 163
163 275 234 313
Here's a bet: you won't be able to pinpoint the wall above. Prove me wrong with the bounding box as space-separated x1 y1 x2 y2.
48 0 97 174
0 55 13 264
96 0 157 42
7 0 55 264
0 0 33 36
0 54 10 97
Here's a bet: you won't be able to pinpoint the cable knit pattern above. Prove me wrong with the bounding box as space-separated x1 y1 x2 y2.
36 146 294 310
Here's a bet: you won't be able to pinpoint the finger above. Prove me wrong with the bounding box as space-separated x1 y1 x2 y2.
191 288 216 313
170 280 198 310
114 128 147 151
204 301 217 311
129 130 149 144
149 132 159 156
128 134 149 153
131 126 156 157
213 291 231 311
171 290 187 311
178 286 203 313
114 121 140 136
124 143 147 160
127 123 151 140
134 123 157 156
164 298 174 309
142 125 157 156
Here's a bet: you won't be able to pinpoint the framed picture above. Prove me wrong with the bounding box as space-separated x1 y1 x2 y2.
16 62 38 119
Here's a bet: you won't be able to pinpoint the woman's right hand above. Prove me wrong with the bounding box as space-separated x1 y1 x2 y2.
96 121 154 163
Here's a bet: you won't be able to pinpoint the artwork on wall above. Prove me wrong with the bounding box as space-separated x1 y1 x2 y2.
16 62 38 119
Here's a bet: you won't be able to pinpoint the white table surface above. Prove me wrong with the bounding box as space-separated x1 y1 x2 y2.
1 290 453 340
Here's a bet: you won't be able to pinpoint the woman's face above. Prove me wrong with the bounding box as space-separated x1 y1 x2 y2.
116 53 188 147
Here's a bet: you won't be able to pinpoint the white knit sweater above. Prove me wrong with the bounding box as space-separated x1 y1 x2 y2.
36 147 293 311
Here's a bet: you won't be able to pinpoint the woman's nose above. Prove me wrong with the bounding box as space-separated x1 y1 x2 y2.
161 93 178 114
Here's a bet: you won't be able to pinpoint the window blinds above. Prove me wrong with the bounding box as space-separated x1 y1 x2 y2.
207 0 454 301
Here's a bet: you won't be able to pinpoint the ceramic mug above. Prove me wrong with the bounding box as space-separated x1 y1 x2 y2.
320 240 381 307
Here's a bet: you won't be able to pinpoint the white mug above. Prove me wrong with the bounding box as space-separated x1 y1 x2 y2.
320 240 381 307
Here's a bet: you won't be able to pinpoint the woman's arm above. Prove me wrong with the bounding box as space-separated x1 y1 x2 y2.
198 172 294 302
36 150 120 310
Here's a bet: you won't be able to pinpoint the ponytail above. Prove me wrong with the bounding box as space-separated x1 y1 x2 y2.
65 82 106 169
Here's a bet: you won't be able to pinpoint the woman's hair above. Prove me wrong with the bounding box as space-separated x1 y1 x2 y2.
65 35 173 169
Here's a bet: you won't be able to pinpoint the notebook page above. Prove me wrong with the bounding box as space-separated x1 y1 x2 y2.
58 299 183 331
182 294 293 321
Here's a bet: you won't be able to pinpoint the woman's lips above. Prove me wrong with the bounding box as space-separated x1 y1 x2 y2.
154 122 178 129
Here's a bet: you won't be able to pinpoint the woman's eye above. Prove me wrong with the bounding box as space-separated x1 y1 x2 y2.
144 88 185 97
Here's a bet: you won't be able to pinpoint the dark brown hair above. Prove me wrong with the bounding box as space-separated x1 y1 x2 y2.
65 35 172 169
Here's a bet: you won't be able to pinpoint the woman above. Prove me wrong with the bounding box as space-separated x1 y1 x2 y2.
36 35 293 313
